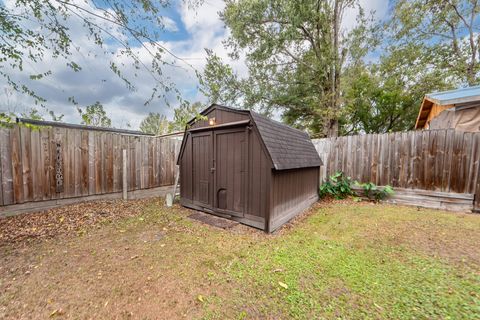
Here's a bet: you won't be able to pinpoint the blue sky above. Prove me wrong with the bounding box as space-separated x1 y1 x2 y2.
0 0 388 129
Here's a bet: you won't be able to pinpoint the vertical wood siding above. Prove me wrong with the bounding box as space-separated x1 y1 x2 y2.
0 125 181 207
270 167 319 231
190 108 250 129
312 129 480 211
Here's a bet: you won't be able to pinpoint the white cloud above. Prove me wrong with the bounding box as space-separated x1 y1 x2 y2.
343 0 389 31
0 0 388 129
161 16 179 32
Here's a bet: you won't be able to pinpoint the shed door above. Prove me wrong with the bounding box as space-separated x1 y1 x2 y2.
192 132 213 207
214 128 246 217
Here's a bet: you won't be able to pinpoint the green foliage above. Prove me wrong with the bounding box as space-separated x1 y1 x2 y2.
199 50 244 108
388 0 480 86
169 101 205 132
0 107 52 129
77 102 112 128
0 0 202 107
0 112 14 128
319 171 355 199
200 0 377 137
139 112 171 135
199 0 480 137
357 182 394 202
341 55 452 134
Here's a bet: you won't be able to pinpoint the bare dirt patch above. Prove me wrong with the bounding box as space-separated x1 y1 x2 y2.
0 201 263 319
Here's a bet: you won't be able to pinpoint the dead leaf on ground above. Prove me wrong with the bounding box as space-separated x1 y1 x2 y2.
50 309 64 317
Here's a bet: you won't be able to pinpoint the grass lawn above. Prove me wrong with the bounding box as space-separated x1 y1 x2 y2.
1 199 479 319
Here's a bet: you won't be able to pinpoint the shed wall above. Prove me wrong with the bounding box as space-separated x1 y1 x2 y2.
269 167 319 231
425 104 452 129
179 125 271 230
179 133 193 202
245 129 271 222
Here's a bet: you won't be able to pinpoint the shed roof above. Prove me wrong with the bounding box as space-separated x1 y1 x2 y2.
249 111 322 170
183 104 322 170
415 86 480 129
425 85 480 105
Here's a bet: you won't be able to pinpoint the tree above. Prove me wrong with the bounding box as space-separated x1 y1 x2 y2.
0 0 201 107
200 50 244 108
169 101 204 131
389 0 480 85
139 113 171 135
341 44 454 134
200 0 376 137
77 102 111 127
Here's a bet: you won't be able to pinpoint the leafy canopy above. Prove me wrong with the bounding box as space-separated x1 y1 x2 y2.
201 0 376 137
139 112 171 135
0 0 202 108
77 101 112 127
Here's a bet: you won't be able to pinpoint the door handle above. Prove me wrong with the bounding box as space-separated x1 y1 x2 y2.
210 167 216 173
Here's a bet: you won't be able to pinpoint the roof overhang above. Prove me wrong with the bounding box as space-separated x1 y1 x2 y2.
415 97 434 129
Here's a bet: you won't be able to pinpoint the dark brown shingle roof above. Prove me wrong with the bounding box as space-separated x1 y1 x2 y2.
250 112 322 170
183 104 322 170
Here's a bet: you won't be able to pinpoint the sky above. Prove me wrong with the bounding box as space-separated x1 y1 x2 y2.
1 0 389 130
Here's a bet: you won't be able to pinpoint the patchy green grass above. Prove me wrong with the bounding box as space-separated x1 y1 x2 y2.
1 199 479 319
222 205 480 319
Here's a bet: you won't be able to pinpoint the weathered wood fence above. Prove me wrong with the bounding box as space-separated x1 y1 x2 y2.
0 125 182 213
313 129 480 212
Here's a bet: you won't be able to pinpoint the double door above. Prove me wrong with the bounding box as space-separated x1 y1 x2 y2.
191 127 246 217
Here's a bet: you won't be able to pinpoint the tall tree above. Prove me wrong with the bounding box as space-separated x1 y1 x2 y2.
389 0 480 85
139 112 171 135
77 101 111 127
200 0 375 137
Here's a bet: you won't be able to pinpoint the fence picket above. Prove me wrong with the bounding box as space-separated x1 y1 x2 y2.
313 129 480 203
0 124 182 208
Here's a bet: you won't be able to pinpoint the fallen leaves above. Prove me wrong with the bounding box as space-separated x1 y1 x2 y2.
278 281 289 289
0 198 159 247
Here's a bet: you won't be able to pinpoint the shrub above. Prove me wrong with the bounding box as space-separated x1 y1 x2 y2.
319 171 355 199
357 182 394 202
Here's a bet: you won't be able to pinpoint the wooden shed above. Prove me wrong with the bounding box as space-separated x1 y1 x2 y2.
415 85 480 132
177 104 322 232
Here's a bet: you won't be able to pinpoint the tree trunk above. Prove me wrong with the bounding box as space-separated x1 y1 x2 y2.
327 0 341 138
327 119 339 137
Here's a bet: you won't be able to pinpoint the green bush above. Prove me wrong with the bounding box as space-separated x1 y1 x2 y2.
319 171 355 199
357 182 394 202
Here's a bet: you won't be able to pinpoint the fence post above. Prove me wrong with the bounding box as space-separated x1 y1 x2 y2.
474 162 480 213
122 149 127 200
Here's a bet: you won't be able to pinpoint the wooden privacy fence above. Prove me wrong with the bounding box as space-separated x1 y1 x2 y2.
313 129 480 212
0 125 182 212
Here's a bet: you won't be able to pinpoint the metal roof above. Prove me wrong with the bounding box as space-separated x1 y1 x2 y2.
426 85 480 105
